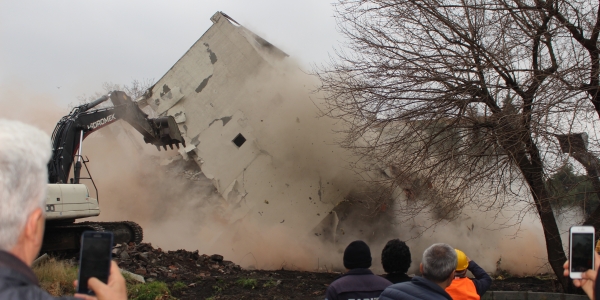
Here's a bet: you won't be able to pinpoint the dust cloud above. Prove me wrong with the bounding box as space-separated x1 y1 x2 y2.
0 66 576 276
83 59 357 271
0 83 67 133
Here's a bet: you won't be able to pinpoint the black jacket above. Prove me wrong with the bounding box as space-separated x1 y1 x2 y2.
379 276 452 300
382 273 411 284
0 251 76 300
325 268 392 300
465 260 492 296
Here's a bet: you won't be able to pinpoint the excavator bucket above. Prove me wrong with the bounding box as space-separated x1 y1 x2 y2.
107 91 186 151
145 116 186 150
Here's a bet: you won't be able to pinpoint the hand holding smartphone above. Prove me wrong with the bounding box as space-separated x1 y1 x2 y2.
569 226 595 279
76 231 114 295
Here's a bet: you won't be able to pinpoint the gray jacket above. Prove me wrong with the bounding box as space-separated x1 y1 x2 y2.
379 276 452 300
0 250 76 300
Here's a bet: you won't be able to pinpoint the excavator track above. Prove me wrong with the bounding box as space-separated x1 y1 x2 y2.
42 221 143 252
95 221 144 245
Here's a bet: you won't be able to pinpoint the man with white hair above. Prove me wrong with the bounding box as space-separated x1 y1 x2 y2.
0 119 127 300
379 243 456 300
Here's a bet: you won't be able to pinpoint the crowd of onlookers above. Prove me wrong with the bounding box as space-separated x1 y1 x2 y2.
325 237 600 300
325 239 491 300
0 119 599 300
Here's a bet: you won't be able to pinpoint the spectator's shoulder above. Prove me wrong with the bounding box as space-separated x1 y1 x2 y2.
325 283 338 300
0 284 76 300
328 274 348 286
380 282 415 299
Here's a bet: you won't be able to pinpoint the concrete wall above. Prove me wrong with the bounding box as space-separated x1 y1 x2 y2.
141 12 348 235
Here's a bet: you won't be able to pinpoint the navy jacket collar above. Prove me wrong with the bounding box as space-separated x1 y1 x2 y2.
412 276 452 300
0 250 39 286
345 268 374 276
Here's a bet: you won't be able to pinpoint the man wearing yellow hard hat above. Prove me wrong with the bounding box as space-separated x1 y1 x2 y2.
445 249 492 300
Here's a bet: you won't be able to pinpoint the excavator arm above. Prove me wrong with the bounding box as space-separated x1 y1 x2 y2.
48 90 185 184
42 90 185 252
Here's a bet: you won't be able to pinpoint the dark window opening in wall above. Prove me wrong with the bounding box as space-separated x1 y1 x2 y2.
233 133 246 147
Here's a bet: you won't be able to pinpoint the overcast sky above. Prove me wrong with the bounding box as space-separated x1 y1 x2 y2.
0 0 342 105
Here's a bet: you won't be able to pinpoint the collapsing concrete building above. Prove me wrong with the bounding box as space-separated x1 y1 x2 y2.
138 12 350 237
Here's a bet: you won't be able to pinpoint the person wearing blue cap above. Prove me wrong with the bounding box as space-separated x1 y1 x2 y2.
325 240 392 300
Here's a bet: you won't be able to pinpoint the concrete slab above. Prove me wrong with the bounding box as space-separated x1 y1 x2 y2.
141 11 350 237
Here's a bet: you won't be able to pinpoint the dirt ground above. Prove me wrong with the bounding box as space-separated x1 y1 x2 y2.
106 243 565 299
167 270 563 300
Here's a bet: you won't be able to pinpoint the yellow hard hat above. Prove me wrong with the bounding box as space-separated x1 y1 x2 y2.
455 249 468 271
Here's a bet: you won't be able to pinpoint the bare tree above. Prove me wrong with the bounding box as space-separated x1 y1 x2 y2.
76 79 155 106
536 0 600 118
317 0 600 290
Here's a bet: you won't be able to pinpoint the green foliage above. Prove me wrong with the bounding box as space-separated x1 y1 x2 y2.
172 281 187 291
547 164 599 215
262 279 278 288
212 279 228 293
34 258 176 300
128 281 172 300
237 278 258 289
33 258 78 296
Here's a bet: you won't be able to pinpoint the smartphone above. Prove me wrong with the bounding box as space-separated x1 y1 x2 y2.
569 226 595 279
76 231 113 295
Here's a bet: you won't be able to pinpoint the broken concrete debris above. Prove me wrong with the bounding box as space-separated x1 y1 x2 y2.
113 243 242 281
121 270 145 283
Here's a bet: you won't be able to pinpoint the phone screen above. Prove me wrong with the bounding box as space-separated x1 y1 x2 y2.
571 232 594 272
77 232 113 295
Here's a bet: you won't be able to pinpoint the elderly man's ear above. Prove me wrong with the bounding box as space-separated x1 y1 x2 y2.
11 208 45 266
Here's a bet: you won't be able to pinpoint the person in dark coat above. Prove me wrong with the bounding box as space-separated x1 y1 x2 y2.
445 249 492 299
381 239 412 284
325 240 392 300
379 243 456 300
0 119 127 300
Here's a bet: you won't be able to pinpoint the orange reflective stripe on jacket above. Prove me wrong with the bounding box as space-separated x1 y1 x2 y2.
446 277 480 300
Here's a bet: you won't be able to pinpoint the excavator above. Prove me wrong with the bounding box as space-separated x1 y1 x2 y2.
42 91 185 252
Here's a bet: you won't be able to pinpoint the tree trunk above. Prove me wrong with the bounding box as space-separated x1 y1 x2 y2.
498 122 569 290
513 149 569 291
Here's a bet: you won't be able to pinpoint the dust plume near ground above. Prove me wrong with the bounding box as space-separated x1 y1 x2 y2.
77 61 566 276
0 71 569 276
82 60 356 271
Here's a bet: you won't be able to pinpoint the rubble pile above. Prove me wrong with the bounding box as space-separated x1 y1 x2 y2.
113 243 242 281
